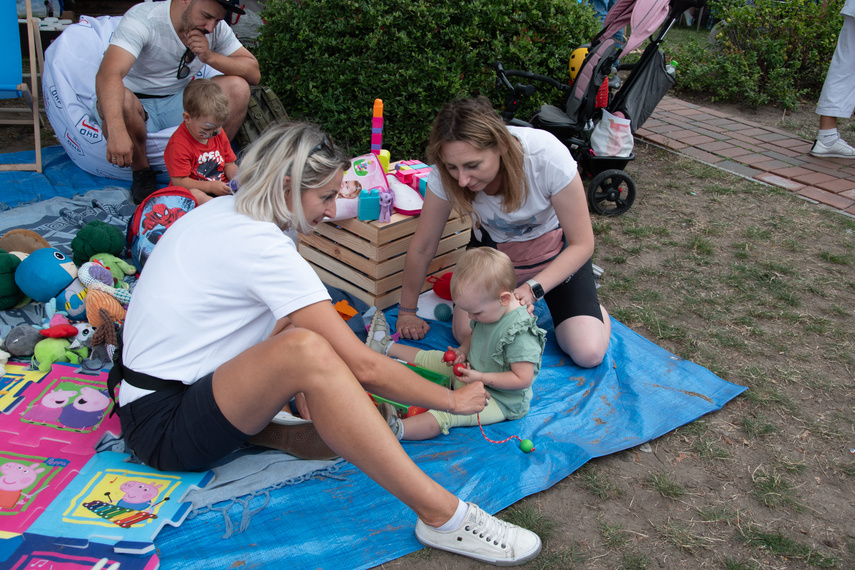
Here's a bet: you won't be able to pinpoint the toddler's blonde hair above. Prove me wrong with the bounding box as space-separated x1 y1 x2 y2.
450 247 517 301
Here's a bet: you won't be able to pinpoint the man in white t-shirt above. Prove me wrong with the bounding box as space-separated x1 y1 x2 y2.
95 0 260 203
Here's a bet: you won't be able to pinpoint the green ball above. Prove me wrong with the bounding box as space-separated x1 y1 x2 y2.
433 303 453 321
520 439 534 453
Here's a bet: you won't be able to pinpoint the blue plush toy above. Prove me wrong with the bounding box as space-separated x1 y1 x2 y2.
14 248 78 303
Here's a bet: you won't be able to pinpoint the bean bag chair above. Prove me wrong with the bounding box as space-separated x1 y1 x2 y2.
42 15 217 182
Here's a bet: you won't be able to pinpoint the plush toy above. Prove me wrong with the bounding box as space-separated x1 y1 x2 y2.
78 261 132 305
78 262 113 288
85 290 126 327
90 308 119 362
14 248 78 303
89 253 136 288
70 220 125 267
0 229 50 255
54 279 89 321
0 249 24 310
3 324 42 357
32 337 89 372
39 313 79 339
0 348 10 376
71 322 95 349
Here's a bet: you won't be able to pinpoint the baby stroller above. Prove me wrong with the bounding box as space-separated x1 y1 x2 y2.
495 0 705 215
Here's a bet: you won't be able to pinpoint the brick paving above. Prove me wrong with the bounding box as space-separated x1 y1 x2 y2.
635 96 855 217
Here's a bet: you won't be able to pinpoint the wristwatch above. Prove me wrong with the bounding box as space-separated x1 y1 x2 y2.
525 279 545 301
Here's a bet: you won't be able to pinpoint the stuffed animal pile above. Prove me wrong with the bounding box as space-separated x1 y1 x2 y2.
0 222 132 373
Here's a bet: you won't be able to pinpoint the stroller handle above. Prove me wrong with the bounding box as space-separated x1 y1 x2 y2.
495 61 569 122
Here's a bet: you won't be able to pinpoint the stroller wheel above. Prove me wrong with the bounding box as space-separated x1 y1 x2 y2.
587 169 636 216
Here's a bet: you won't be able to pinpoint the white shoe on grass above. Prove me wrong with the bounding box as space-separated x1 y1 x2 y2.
810 138 855 158
415 502 542 566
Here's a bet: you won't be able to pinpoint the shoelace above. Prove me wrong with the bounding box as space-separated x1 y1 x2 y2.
464 506 511 549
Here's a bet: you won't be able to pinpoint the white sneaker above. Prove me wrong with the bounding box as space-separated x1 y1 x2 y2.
415 503 542 566
365 311 393 354
271 411 311 425
377 402 404 440
810 137 855 158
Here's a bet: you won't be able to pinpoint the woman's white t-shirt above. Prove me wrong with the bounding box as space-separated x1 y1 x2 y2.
120 196 330 406
427 126 577 243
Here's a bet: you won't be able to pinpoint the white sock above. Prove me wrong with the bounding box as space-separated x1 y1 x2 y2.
433 499 469 531
818 128 839 145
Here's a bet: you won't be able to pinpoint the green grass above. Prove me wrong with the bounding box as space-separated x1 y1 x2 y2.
621 552 649 569
500 505 557 542
751 469 800 510
646 471 686 499
739 526 837 567
578 465 625 500
740 415 777 438
657 520 703 552
698 504 736 523
598 520 629 550
526 542 587 569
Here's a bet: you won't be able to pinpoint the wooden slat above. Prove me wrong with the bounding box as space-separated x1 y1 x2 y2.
307 262 459 310
299 229 469 279
301 245 464 295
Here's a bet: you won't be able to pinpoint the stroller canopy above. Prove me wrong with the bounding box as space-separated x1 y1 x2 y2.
603 0 671 54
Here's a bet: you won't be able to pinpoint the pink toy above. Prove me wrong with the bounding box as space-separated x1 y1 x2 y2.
394 160 433 196
378 188 394 223
371 99 384 157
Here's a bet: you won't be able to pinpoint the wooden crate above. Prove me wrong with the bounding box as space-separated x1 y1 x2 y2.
299 211 471 310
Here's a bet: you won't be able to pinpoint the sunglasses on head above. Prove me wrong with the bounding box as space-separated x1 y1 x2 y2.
308 134 334 158
177 47 196 80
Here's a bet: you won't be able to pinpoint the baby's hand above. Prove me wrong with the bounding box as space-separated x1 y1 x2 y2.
442 346 466 366
456 365 482 385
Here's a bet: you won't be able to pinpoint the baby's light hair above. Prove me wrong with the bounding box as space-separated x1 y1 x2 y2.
183 79 230 123
450 247 517 301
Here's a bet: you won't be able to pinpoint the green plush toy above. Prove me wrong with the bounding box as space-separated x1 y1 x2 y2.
0 249 24 310
89 253 136 287
32 337 89 372
71 221 125 267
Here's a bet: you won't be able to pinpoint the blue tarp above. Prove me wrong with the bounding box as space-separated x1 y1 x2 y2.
0 146 746 569
0 147 131 210
156 309 745 569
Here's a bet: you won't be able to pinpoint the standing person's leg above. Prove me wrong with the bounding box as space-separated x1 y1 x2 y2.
215 327 541 565
813 15 855 158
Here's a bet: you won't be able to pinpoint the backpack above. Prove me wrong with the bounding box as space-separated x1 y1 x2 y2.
126 186 198 272
233 85 289 150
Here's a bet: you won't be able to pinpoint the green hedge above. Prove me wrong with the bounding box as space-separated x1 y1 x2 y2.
671 0 843 109
254 0 599 159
